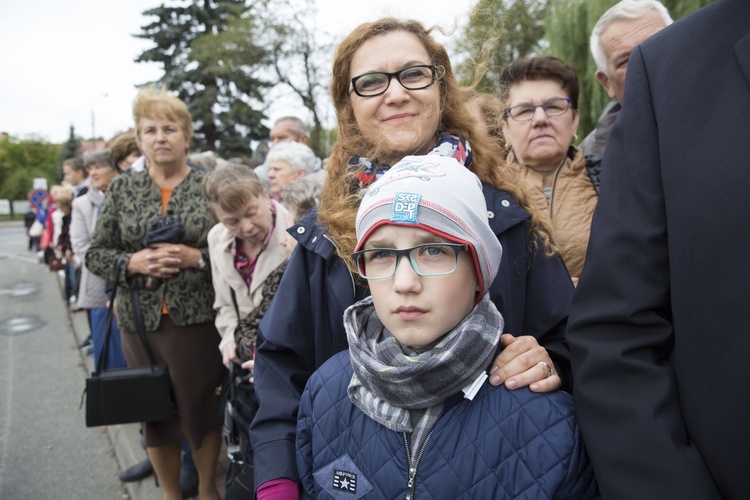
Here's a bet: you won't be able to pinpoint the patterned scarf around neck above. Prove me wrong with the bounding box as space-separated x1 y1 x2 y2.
345 293 502 455
348 132 473 190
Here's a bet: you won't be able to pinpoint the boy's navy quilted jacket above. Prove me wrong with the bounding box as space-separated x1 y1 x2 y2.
297 351 598 499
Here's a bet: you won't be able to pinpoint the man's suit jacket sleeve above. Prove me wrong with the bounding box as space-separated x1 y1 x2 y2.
565 45 721 500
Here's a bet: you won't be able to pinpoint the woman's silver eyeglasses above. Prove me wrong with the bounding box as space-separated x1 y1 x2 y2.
505 97 573 122
349 65 445 98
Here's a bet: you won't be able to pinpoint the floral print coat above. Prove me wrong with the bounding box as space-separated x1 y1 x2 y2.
86 168 216 332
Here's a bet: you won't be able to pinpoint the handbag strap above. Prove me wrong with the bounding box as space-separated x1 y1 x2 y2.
130 282 159 367
229 287 256 360
230 288 241 321
95 255 124 374
228 288 251 398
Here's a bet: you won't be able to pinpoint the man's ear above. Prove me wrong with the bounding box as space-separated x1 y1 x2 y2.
595 70 617 100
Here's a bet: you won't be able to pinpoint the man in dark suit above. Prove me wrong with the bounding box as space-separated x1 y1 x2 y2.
566 0 750 498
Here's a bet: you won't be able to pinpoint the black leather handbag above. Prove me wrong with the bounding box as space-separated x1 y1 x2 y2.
142 216 183 248
84 256 177 427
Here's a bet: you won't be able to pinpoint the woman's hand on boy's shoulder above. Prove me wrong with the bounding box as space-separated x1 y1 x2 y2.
489 334 561 393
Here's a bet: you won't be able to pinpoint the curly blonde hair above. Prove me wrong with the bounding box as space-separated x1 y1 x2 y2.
320 18 555 275
50 185 74 216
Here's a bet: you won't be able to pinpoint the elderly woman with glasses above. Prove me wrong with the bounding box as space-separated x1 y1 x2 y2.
250 18 577 499
500 56 600 285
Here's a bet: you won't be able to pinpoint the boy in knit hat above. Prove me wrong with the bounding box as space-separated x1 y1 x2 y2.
296 155 597 499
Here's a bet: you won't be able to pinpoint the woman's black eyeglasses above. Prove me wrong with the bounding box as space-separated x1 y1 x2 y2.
349 65 445 97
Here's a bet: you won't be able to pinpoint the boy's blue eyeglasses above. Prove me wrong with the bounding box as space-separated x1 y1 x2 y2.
352 243 468 280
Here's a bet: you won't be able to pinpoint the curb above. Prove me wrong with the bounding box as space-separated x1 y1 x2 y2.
0 219 24 227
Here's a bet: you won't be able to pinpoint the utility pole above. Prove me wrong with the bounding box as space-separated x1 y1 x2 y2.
90 93 109 151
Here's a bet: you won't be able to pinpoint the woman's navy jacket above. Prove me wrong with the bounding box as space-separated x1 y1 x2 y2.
251 183 575 489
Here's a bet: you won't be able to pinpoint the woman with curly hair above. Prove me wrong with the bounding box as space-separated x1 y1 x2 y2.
250 18 575 498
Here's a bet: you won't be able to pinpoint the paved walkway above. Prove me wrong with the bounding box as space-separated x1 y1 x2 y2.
0 219 229 499
0 224 126 499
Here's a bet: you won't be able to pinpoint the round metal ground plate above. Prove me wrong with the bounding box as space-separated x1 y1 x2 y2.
0 315 46 336
2 281 40 298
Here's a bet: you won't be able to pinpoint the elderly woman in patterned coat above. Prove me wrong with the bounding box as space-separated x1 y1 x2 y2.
87 86 223 500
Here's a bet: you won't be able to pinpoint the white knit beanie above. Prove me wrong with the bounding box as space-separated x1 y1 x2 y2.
355 155 502 297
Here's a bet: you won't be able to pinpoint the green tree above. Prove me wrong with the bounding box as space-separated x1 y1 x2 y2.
187 0 335 157
58 124 81 182
59 125 80 162
544 0 604 139
544 0 717 139
261 0 333 158
135 0 271 157
455 0 551 92
0 135 60 200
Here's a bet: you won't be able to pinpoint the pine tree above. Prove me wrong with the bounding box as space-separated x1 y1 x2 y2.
57 125 81 181
135 0 271 157
59 125 80 162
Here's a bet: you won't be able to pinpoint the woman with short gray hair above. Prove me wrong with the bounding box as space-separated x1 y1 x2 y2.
264 142 321 199
70 150 126 368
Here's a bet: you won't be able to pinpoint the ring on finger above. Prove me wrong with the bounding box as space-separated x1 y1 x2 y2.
538 361 555 378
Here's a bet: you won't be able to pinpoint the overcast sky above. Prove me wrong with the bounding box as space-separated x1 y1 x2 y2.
0 0 473 145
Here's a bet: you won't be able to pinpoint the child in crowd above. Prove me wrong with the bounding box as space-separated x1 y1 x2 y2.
296 155 598 498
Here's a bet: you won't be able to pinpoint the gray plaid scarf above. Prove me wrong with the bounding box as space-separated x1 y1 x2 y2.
345 293 503 455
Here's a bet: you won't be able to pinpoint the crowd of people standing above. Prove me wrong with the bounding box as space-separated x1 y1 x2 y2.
38 0 748 498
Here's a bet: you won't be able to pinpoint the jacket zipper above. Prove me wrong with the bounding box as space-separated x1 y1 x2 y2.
403 431 434 500
548 158 564 221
